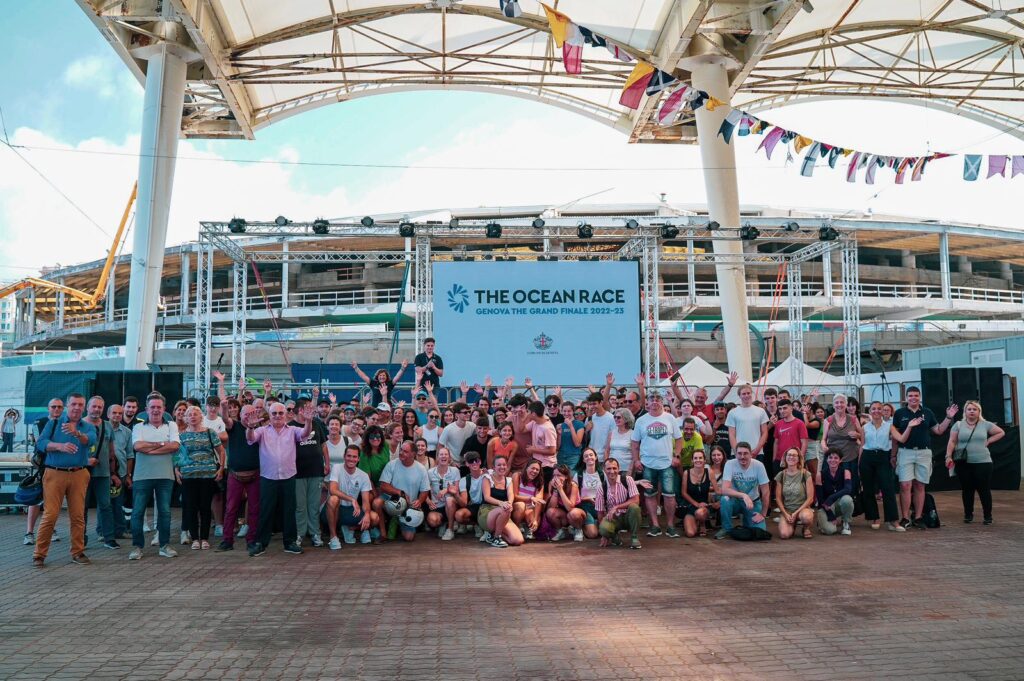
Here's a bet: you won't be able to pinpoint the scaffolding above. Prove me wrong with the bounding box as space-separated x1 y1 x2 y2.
192 219 861 393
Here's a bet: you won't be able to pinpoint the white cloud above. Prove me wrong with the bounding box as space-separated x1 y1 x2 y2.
63 55 120 98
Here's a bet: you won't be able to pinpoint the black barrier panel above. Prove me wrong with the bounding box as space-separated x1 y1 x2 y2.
921 368 950 416
978 368 1004 424
92 372 124 408
24 371 96 424
927 425 1021 492
951 367 978 410
24 371 184 425
123 372 154 404
153 373 184 407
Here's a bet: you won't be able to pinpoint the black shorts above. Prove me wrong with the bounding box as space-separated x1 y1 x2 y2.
541 466 555 485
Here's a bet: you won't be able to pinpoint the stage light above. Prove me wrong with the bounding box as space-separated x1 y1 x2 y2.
532 218 545 229
399 222 415 238
819 224 840 241
783 221 800 232
228 218 247 234
706 220 720 231
740 223 760 241
577 222 593 239
275 215 290 227
361 216 374 227
486 222 502 239
660 224 680 239
312 218 330 235
449 217 460 229
625 218 639 229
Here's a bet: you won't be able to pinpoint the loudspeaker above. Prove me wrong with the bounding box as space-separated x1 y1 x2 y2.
919 368 950 416
153 372 184 406
123 372 154 404
978 368 1005 424
951 367 979 410
91 372 124 409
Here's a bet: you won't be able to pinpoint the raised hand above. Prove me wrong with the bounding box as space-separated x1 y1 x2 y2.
212 370 225 382
328 392 337 405
473 383 482 394
362 392 371 405
350 360 358 369
635 373 646 386
460 379 470 394
401 359 409 369
728 371 739 385
312 386 320 398
504 376 514 388
946 404 959 419
524 377 533 388
484 375 493 388
606 372 615 386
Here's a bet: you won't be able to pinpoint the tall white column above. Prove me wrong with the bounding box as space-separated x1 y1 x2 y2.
690 60 752 377
105 266 115 323
124 33 189 370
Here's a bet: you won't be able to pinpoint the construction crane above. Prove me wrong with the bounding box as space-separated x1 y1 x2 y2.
0 182 137 314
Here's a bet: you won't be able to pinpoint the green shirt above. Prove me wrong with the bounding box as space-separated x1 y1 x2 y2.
357 446 391 486
678 433 704 469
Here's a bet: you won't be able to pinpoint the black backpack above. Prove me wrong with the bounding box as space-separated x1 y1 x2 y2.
922 493 941 528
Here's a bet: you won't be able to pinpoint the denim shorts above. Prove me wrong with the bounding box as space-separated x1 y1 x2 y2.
641 465 677 497
577 499 598 525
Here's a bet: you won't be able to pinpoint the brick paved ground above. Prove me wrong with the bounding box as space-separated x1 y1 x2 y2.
0 490 1022 681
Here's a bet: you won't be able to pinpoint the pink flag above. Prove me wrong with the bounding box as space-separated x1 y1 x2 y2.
987 155 1007 178
656 85 689 126
895 158 913 185
1012 155 1024 178
911 157 927 182
846 152 862 183
757 126 786 160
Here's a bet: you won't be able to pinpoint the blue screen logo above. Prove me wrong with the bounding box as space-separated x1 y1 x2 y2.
447 283 470 313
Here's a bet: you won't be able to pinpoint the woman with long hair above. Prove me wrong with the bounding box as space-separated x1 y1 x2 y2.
946 400 1005 525
569 448 603 541
486 422 518 470
860 401 902 532
401 410 419 441
479 455 524 548
350 360 409 406
416 408 442 460
679 450 719 538
803 403 823 476
774 447 815 539
512 460 546 539
545 463 580 542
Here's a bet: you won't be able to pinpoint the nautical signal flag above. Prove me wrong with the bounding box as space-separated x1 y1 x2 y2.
499 0 522 18
619 62 655 109
541 3 583 74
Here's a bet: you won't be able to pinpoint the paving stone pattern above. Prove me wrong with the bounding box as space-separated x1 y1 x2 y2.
1 491 1022 680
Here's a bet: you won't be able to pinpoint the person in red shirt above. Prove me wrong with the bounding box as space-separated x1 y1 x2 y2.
772 399 808 469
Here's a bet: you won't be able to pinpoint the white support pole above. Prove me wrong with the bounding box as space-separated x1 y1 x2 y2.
822 250 834 305
686 238 697 304
690 60 753 377
180 250 190 316
56 279 65 329
939 231 951 301
124 33 188 370
281 242 290 308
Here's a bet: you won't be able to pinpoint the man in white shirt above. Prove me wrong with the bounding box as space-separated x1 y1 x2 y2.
585 387 615 463
324 444 377 549
726 384 769 460
715 442 771 539
375 441 430 542
630 392 682 538
438 402 476 467
128 394 180 560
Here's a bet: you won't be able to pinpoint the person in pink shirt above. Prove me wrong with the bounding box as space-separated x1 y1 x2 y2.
245 401 313 557
524 401 557 484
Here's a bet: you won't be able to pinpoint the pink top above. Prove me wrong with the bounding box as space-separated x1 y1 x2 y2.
528 419 557 467
247 424 307 480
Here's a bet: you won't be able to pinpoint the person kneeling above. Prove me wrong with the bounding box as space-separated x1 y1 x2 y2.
714 442 771 540
425 446 461 541
479 456 523 548
324 444 378 549
774 447 815 539
372 441 430 542
598 458 642 549
816 449 854 536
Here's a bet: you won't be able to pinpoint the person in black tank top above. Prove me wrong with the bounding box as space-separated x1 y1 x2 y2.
678 451 720 538
480 456 524 548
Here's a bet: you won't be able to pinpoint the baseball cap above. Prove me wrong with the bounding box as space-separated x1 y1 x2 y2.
343 405 356 412
376 402 391 411
415 390 428 398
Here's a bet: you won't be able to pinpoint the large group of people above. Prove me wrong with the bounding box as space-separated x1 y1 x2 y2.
21 338 1006 567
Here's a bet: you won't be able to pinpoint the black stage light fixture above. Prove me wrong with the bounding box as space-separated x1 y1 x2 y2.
783 221 801 232
486 222 502 238
275 215 290 227
399 222 415 238
448 217 460 229
819 224 840 241
228 218 247 233
312 218 330 235
532 217 546 229
740 223 760 241
625 218 639 229
577 222 593 239
706 220 720 231
361 216 375 227
660 223 680 239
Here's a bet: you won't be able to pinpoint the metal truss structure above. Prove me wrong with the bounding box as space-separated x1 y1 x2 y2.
193 244 213 394
414 236 432 350
841 239 862 384
231 261 248 385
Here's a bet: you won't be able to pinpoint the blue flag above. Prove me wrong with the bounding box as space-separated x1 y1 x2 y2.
963 154 981 181
499 0 521 18
801 143 821 177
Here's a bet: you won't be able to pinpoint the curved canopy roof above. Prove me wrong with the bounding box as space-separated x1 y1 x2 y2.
77 0 1024 142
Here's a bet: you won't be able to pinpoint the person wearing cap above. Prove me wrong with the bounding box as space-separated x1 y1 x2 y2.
374 440 429 542
411 388 434 426
439 402 476 471
315 398 332 428
631 391 683 538
375 402 394 431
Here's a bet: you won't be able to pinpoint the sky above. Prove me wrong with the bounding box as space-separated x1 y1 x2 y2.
2 3 1024 282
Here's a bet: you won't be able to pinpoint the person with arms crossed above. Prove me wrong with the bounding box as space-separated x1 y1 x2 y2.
127 394 178 561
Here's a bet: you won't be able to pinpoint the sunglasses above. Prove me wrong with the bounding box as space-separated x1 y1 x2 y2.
625 399 635 404
286 407 294 411
429 414 439 418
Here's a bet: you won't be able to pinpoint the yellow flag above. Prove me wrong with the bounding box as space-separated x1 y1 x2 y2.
706 96 725 111
794 135 813 154
541 3 571 47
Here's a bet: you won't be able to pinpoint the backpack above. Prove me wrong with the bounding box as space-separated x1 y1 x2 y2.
729 527 772 541
922 493 941 528
32 419 58 468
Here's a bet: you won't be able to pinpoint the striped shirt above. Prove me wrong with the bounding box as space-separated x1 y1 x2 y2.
604 474 640 517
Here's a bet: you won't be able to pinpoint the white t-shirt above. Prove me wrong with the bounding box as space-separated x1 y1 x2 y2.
203 415 226 434
328 464 372 507
725 405 769 451
325 437 349 468
588 411 615 458
439 421 477 464
722 458 770 503
379 458 430 501
607 429 634 469
630 412 681 469
427 465 461 506
131 421 179 481
459 473 486 505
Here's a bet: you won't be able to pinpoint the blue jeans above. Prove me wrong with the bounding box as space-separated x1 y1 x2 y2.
131 479 173 548
720 495 767 531
84 475 114 542
111 490 127 536
1 432 13 452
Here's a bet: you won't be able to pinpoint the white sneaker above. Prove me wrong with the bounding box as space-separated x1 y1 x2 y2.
159 545 178 558
328 536 342 550
359 530 371 544
128 548 143 560
311 533 324 548
573 528 584 542
841 521 852 536
886 522 907 533
474 526 484 539
23 533 34 545
442 528 455 541
237 524 248 538
52 533 61 542
550 528 567 542
180 530 191 545
479 531 492 543
150 534 159 546
341 526 356 544
214 525 223 537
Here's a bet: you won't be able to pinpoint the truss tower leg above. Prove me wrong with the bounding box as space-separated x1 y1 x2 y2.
414 236 432 349
231 260 247 385
124 34 188 370
194 244 213 396
841 238 861 386
690 60 753 378
787 262 804 387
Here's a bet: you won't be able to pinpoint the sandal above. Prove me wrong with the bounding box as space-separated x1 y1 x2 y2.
802 528 813 539
870 521 881 530
190 540 201 550
200 540 211 550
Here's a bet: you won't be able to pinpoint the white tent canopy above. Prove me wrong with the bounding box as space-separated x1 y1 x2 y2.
660 356 748 388
763 357 845 388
